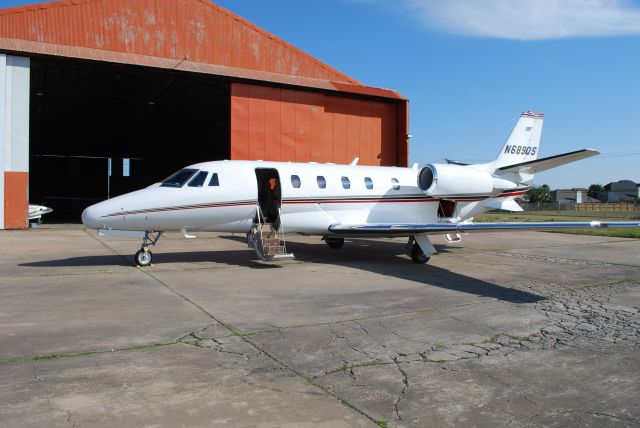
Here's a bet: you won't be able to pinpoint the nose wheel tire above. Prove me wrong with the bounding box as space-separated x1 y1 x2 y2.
135 248 153 267
325 237 344 249
410 243 430 264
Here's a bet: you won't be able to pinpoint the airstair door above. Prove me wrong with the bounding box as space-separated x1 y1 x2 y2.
255 168 281 227
247 168 294 261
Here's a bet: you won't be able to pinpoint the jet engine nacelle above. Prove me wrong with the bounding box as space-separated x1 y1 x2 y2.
418 163 510 197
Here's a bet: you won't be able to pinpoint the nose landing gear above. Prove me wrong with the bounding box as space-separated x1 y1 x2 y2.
135 247 153 267
135 231 163 267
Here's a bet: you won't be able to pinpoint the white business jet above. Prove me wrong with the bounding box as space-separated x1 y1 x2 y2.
82 112 639 266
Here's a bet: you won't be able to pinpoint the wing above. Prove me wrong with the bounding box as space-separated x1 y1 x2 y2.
329 221 640 236
498 149 599 175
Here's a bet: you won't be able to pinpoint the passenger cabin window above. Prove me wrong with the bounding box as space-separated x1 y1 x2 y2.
364 177 373 190
161 168 198 188
391 178 400 190
208 173 219 187
341 176 350 189
291 175 301 188
188 171 208 187
317 176 327 189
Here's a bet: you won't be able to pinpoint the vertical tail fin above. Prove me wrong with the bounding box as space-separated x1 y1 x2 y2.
491 112 544 170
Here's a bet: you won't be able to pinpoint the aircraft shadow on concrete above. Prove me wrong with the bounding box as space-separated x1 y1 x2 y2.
273 237 543 304
20 236 543 304
19 251 278 270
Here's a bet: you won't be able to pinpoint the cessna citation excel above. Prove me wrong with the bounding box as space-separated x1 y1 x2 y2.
82 112 639 267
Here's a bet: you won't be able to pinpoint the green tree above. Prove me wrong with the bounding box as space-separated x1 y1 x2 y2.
588 184 603 198
526 184 552 203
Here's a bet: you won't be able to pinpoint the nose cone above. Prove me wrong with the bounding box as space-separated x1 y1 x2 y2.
81 204 101 229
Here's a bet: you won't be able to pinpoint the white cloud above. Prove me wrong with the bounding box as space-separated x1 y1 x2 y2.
402 0 640 40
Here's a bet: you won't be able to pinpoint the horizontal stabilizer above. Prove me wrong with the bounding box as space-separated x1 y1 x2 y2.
481 199 523 212
498 149 598 174
329 221 640 236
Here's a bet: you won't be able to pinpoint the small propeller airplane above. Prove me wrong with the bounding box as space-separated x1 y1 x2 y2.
82 112 639 267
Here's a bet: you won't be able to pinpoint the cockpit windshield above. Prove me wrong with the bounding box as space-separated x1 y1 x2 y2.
160 168 198 188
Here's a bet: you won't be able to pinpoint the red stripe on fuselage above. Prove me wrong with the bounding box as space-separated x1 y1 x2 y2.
495 190 528 198
282 198 437 205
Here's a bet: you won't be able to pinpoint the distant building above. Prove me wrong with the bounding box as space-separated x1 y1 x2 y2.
551 188 599 204
597 180 640 202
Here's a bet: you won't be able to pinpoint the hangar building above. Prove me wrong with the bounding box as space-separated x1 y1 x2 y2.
0 0 409 229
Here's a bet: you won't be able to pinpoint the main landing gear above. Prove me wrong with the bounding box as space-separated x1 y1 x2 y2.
135 231 163 267
323 237 344 249
407 236 430 264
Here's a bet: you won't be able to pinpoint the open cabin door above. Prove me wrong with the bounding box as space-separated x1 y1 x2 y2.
255 168 281 226
248 168 293 261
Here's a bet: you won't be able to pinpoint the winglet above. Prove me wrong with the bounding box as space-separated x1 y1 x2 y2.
350 157 359 166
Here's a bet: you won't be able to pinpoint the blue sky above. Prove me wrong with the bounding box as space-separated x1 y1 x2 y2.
2 0 638 188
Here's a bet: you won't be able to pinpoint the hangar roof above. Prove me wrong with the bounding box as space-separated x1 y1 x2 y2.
0 0 405 100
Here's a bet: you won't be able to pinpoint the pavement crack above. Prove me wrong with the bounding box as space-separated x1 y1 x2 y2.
131 262 387 426
352 320 369 335
65 410 76 428
378 321 430 347
183 335 252 360
499 252 617 267
31 367 42 382
344 366 358 386
0 342 178 366
240 299 494 338
392 356 409 421
484 373 512 389
560 409 638 423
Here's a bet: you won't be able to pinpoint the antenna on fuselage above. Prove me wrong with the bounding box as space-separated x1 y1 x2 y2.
350 157 359 166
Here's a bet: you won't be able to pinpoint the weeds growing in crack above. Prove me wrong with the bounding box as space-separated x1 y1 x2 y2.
0 342 176 366
349 359 386 369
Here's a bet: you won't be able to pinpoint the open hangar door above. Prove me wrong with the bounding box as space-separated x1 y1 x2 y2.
29 56 231 222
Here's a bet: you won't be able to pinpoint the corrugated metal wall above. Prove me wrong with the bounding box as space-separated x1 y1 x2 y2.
0 0 358 84
231 83 401 166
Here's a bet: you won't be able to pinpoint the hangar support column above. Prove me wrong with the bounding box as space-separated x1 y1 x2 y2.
0 54 30 230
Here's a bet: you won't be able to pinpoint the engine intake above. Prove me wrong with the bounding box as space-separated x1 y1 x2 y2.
418 164 495 197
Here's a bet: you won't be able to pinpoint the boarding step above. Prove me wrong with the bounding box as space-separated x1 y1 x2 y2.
262 237 280 246
258 223 275 234
248 222 295 261
263 245 286 256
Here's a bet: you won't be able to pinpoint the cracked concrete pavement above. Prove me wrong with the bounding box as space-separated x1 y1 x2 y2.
1 225 639 427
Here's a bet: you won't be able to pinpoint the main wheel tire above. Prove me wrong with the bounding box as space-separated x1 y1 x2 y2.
135 248 153 267
410 243 430 264
325 237 345 249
